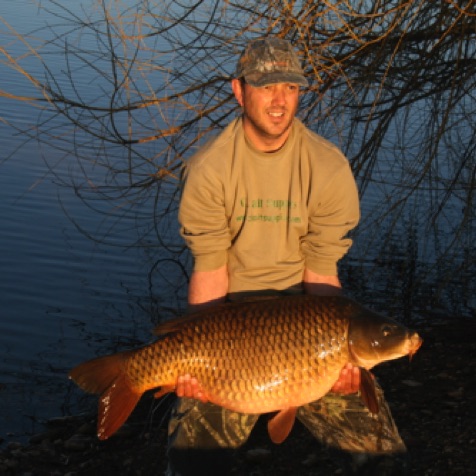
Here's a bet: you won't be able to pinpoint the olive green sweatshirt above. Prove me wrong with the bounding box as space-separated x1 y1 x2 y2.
179 117 360 295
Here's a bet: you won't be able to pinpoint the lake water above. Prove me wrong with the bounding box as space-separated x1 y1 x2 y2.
0 0 187 443
0 0 474 446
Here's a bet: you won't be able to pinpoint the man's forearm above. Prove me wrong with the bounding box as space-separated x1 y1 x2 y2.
188 265 229 311
303 268 342 296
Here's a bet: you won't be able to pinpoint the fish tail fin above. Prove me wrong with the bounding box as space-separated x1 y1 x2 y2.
96 371 142 440
69 353 142 440
69 353 126 395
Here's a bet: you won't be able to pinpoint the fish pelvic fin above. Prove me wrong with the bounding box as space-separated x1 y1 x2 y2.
267 407 298 444
153 385 176 399
359 368 379 414
69 353 141 440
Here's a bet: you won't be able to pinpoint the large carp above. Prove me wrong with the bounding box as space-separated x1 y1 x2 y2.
69 295 422 442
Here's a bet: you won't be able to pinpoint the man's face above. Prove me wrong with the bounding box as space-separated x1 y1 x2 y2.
231 79 300 152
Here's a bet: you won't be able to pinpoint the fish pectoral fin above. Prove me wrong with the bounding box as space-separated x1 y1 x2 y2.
267 407 298 444
153 385 175 399
359 368 379 414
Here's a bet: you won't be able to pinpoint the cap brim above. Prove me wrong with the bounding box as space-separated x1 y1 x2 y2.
244 71 308 88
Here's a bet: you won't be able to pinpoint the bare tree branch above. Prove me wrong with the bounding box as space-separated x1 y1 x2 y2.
1 0 474 314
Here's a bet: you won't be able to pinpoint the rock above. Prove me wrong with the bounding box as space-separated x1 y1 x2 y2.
447 387 464 399
4 458 19 470
302 452 319 467
29 427 65 445
6 442 23 451
76 422 96 436
112 423 136 439
245 447 272 463
400 379 422 387
64 434 93 452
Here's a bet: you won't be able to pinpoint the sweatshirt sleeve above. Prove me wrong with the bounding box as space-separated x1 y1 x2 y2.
301 161 360 276
178 157 230 272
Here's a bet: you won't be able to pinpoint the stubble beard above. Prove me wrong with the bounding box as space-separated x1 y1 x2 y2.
243 109 294 146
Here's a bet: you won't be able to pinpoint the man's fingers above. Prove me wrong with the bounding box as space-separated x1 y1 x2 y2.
176 374 192 397
332 364 361 394
175 374 208 402
351 366 361 390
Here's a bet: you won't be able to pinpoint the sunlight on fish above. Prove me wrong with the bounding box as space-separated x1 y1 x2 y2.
69 295 422 442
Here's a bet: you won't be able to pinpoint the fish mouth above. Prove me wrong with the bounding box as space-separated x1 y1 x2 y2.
407 332 423 360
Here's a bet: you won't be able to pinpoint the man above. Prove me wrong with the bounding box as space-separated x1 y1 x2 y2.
168 37 406 475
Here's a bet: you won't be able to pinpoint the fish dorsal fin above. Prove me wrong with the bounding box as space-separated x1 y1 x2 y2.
267 407 298 444
153 312 209 337
153 314 197 336
153 303 231 337
153 298 285 337
359 368 379 414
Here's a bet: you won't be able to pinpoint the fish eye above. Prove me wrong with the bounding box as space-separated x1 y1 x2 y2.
381 325 394 337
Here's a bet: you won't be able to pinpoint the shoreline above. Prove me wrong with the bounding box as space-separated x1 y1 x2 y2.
1 316 475 475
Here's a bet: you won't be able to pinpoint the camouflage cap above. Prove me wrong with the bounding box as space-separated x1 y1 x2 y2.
236 37 308 87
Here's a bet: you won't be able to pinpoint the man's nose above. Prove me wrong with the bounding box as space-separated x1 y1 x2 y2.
271 87 286 105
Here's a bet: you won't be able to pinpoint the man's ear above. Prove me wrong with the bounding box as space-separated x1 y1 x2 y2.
231 78 244 107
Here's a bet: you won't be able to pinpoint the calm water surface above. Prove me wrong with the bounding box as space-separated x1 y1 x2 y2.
0 0 179 443
0 152 155 440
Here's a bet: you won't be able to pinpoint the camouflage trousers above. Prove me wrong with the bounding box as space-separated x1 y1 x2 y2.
166 382 407 475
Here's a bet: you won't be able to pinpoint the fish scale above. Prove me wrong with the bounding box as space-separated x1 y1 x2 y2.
69 294 422 440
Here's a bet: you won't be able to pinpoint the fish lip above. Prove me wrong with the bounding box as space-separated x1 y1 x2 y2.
408 332 423 359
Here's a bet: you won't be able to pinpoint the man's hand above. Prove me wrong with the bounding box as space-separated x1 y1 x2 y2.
175 374 209 403
331 363 361 394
